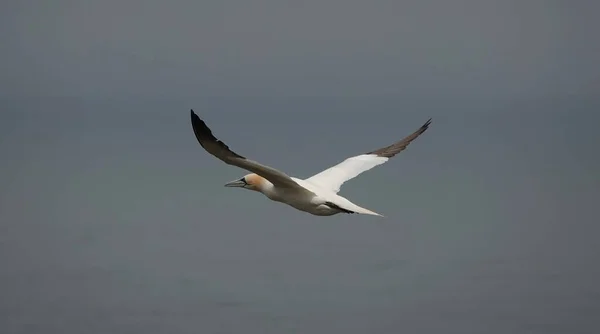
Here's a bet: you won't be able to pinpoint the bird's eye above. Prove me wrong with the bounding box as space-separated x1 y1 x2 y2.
241 178 248 185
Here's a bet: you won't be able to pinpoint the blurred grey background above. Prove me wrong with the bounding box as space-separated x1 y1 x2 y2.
1 1 599 333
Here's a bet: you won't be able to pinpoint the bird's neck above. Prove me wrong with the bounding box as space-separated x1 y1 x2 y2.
256 180 276 198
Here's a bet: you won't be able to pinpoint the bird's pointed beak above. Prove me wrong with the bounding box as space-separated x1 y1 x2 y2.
224 179 246 188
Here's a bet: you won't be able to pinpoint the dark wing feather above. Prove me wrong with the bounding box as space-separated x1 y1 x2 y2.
366 118 432 158
190 110 309 190
190 110 246 159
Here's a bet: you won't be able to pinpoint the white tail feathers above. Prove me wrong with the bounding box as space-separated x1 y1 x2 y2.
354 206 385 217
334 199 385 217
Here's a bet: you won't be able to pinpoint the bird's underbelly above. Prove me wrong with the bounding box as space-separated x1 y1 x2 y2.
266 191 339 216
288 201 339 216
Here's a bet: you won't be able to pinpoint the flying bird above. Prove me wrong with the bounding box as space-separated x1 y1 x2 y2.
190 110 431 217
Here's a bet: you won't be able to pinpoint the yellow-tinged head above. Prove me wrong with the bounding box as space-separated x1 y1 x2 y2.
224 173 268 192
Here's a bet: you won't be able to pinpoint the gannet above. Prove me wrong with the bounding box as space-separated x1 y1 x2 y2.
190 110 431 217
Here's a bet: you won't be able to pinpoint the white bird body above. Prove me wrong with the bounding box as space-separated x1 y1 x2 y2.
190 110 431 218
256 176 383 216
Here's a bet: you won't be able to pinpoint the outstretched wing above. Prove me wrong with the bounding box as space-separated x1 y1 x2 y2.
305 118 432 193
190 110 307 190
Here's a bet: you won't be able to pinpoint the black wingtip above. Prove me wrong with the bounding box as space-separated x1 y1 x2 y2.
190 109 200 127
421 118 432 131
190 109 208 130
188 108 247 160
190 109 215 140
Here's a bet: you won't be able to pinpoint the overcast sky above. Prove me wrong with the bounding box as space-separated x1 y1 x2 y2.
2 0 598 99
